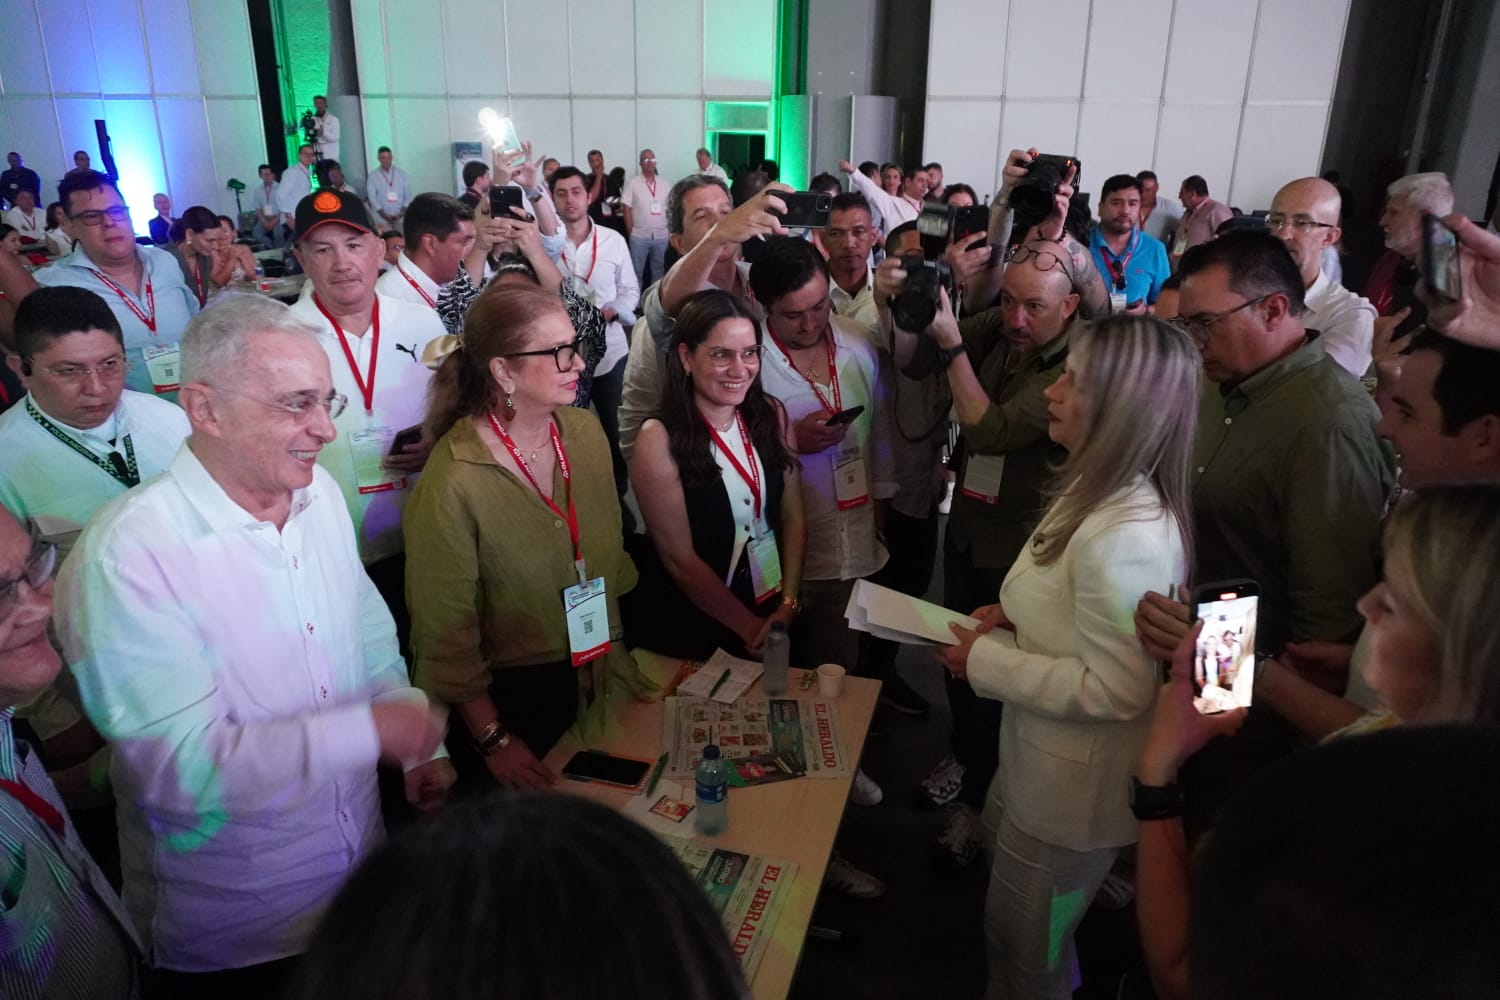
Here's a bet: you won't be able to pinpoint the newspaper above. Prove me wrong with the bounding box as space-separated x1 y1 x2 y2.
663 695 851 783
665 837 798 982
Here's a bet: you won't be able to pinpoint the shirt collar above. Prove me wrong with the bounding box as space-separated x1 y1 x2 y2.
0 708 17 780
26 393 122 445
397 251 440 297
1223 331 1326 402
169 440 317 535
1306 268 1331 300
445 413 498 467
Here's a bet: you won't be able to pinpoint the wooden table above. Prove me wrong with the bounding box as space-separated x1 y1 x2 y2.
543 654 880 1000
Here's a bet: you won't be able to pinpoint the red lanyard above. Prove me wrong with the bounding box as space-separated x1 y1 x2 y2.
1102 231 1137 290
189 259 206 306
645 177 657 198
0 776 65 837
768 330 841 416
488 413 585 577
562 226 598 285
316 295 380 413
703 410 763 520
399 263 436 308
89 269 155 333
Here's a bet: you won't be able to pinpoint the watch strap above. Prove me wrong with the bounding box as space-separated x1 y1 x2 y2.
474 720 511 757
1130 776 1184 821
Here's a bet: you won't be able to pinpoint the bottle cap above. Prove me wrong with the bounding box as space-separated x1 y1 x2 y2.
702 744 720 760
771 621 787 633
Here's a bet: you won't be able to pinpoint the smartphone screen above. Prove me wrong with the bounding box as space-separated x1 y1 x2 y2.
1422 213 1462 303
825 404 865 427
562 750 652 789
388 424 422 456
1192 582 1258 714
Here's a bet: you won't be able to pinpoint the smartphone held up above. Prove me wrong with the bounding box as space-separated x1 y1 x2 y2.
1191 580 1258 715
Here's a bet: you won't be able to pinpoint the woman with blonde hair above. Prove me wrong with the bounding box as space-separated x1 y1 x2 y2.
404 282 648 794
937 314 1200 1000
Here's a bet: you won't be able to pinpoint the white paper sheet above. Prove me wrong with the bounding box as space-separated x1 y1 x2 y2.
843 579 981 646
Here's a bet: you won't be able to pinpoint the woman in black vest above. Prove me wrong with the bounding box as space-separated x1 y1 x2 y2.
627 289 804 659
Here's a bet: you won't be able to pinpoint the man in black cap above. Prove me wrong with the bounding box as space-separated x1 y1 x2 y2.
287 190 446 647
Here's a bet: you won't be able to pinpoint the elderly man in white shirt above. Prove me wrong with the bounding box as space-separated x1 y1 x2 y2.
57 293 451 993
695 147 728 181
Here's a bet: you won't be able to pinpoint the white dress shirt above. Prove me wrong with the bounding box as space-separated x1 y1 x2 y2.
57 446 427 971
758 314 895 581
33 246 199 400
701 162 729 181
621 174 668 239
3 206 44 238
847 170 920 237
251 181 280 225
365 166 412 224
289 291 444 564
830 270 879 334
374 252 442 310
277 164 314 217
0 389 189 544
1304 269 1376 378
561 220 640 375
313 112 340 164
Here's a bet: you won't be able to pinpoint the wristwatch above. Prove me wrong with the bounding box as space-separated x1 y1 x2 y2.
936 342 967 369
1130 776 1184 821
474 720 512 757
780 594 803 615
526 186 545 203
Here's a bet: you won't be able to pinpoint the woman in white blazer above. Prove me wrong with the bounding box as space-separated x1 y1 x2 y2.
938 314 1201 1000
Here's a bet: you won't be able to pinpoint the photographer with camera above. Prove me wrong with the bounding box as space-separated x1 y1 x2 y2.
884 235 1082 867
965 148 1110 321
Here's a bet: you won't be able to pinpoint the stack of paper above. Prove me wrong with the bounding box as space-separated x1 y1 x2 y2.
673 648 765 703
844 579 980 645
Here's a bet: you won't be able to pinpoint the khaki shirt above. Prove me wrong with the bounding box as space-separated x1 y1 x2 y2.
1193 334 1393 652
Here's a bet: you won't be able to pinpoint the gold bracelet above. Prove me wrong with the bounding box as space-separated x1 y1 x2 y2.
780 594 802 615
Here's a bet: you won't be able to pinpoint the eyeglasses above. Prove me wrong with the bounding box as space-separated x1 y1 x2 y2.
0 521 57 621
214 386 349 420
1264 213 1337 234
68 206 132 227
1004 243 1074 281
26 355 130 381
1172 294 1272 342
505 337 584 373
703 346 763 368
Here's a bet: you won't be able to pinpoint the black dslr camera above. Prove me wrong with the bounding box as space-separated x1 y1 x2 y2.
891 202 985 331
1010 153 1081 226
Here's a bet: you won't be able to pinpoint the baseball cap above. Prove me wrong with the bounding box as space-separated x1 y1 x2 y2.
294 189 374 240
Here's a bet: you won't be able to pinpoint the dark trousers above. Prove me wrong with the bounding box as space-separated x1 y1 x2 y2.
364 553 410 665
854 507 940 682
942 531 1009 809
144 954 301 1000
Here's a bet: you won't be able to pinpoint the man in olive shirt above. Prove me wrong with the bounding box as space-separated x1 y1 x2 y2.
1137 232 1392 823
910 241 1077 867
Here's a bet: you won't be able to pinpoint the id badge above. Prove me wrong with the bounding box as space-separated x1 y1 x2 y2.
1109 289 1129 313
141 343 181 395
833 447 870 510
386 190 399 202
961 453 1005 504
564 576 611 667
649 201 662 215
746 533 782 603
350 426 407 495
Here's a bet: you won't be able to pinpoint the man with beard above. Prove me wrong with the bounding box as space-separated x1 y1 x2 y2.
1089 174 1170 314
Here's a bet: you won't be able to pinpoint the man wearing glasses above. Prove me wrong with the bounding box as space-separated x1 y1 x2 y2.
1 171 198 403
56 295 451 995
0 504 142 999
622 148 668 286
287 190 445 648
1265 177 1375 378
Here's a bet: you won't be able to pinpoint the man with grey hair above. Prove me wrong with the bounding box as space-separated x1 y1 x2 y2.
694 147 727 181
57 293 452 993
1365 171 1454 320
622 148 668 286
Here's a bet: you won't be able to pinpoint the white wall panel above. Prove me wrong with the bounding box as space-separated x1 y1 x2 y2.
634 99 702 182
1230 104 1331 210
99 99 168 219
155 99 218 208
570 0 635 96
1 99 65 194
635 0 701 96
35 4 99 95
703 0 775 97
1247 0 1349 102
1006 0 1089 100
506 7 572 96
570 99 637 173
91 2 151 95
442 0 506 97
444 98 494 154
0 6 50 92
349 0 391 97
53 98 106 166
507 98 574 166
1083 0 1173 100
361 98 397 174
1153 105 1242 206
390 98 457 197
1076 103 1161 187
204 98 271 214
1163 0 1258 104
385 2 449 96
928 0 1006 98
922 99 1002 194
144 0 202 96
998 101 1081 173
189 0 258 97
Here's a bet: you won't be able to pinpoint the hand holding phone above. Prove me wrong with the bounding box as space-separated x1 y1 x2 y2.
1190 580 1259 714
824 405 865 427
1422 213 1463 304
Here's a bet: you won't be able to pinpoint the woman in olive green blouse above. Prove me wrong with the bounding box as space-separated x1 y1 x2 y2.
405 282 646 791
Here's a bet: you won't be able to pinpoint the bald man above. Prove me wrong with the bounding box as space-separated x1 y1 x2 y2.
1266 177 1375 378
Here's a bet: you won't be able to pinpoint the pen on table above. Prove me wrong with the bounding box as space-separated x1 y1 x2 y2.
706 668 732 699
645 752 668 797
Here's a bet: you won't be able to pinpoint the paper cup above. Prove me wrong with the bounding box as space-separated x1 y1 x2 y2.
816 663 846 698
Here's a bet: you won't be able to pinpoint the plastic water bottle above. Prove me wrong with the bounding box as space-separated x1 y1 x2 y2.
694 744 729 836
255 264 270 292
762 620 789 696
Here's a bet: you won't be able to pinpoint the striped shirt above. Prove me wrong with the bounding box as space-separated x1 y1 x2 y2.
0 710 140 998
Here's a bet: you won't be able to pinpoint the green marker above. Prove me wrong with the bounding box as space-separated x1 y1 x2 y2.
706 668 732 700
644 752 668 797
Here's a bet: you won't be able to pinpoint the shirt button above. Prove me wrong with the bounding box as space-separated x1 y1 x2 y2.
554 519 564 529
1224 417 1232 425
306 622 315 634
1197 466 1205 474
742 497 751 505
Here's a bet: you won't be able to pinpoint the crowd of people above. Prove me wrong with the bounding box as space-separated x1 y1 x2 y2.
0 127 1499 1000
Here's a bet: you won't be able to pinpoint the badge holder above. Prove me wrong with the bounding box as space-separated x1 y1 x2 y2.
351 426 408 495
834 447 870 510
564 560 610 668
141 343 181 395
746 532 783 604
961 453 1006 505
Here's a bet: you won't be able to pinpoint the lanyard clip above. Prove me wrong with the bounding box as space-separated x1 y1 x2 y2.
575 558 587 587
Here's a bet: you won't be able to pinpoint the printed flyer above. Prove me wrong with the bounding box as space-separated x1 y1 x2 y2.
663 696 851 783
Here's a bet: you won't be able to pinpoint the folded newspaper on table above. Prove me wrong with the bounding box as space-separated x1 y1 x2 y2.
844 579 981 646
665 837 797 983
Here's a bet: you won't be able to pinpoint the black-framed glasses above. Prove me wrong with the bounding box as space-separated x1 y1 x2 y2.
1264 213 1337 234
506 337 584 373
68 205 131 227
1004 243 1074 281
0 520 57 620
1173 294 1272 342
26 354 131 381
